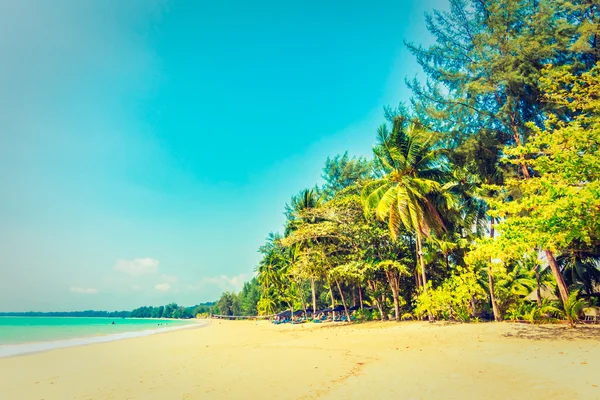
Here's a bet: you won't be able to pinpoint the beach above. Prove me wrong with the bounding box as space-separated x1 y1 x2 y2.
0 320 598 400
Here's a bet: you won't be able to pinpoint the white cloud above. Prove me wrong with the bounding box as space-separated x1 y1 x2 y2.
154 283 171 292
199 274 247 292
113 258 159 276
70 287 98 294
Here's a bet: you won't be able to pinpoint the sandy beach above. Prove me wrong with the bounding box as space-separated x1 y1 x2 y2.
1 320 599 400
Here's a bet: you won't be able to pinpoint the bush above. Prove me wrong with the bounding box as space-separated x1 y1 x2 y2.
415 267 487 321
564 290 589 327
505 299 562 323
354 308 376 322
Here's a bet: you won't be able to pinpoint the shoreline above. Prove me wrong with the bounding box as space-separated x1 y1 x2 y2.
0 320 207 358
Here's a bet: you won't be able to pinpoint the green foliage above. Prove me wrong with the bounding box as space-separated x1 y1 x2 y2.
354 308 376 322
415 267 487 322
490 63 600 253
215 292 240 316
223 1 600 326
127 302 215 319
322 152 373 199
492 259 538 319
526 300 563 325
238 278 261 316
563 290 589 327
362 119 451 241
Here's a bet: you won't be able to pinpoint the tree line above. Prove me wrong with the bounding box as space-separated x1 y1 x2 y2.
1 302 216 319
216 0 600 325
129 302 215 319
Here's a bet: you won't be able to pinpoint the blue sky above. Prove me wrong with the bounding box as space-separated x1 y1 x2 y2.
0 0 445 311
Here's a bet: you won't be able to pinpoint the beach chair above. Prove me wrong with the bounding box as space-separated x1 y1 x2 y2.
583 307 600 324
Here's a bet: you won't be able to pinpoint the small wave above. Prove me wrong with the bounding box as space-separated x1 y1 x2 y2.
0 321 207 358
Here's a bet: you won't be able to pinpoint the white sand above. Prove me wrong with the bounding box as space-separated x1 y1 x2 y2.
0 320 598 399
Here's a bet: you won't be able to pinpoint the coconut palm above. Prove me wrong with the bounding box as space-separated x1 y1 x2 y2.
563 289 589 328
256 233 289 315
362 118 453 320
558 252 600 296
284 188 323 235
284 187 325 314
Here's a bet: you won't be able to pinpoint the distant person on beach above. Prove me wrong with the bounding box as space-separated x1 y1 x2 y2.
111 321 115 325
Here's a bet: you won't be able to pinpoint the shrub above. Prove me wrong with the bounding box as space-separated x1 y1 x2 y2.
354 308 376 322
415 267 487 321
564 290 589 327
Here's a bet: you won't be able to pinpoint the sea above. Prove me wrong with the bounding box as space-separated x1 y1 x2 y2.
0 317 200 358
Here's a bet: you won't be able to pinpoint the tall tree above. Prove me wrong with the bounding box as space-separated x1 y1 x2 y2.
362 118 454 320
283 188 325 312
489 63 600 305
321 152 373 199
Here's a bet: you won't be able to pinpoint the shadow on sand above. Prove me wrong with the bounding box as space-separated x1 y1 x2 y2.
503 323 600 341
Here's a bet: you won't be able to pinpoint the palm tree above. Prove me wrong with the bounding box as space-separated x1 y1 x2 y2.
493 260 537 319
558 252 600 296
284 188 323 235
284 188 324 314
256 233 289 315
362 118 452 320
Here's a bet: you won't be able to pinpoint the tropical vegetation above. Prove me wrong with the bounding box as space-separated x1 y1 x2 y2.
212 0 600 325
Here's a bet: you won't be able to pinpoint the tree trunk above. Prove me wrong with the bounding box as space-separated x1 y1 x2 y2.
327 279 335 309
386 271 400 321
368 280 385 321
412 234 421 289
375 299 385 321
286 301 293 322
416 231 428 290
416 231 433 322
535 264 542 307
311 277 317 316
487 267 500 321
545 249 569 306
296 280 307 317
470 296 477 319
414 267 421 289
509 116 531 179
335 279 352 322
358 285 364 309
488 217 501 321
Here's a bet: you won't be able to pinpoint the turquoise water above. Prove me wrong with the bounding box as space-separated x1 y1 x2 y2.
0 317 193 345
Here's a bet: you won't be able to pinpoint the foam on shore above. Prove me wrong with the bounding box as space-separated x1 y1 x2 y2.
0 321 207 358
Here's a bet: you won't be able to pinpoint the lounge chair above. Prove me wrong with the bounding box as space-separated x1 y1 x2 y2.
583 307 600 323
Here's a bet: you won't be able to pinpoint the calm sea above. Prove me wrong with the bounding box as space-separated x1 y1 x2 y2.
0 317 200 357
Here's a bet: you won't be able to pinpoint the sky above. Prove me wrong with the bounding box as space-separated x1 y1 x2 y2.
0 0 446 311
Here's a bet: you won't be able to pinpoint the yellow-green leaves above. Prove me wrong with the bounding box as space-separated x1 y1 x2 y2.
493 63 600 250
